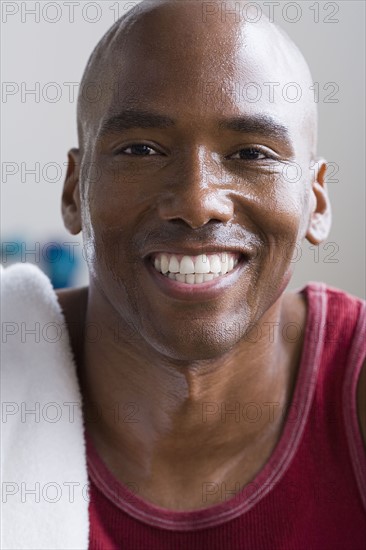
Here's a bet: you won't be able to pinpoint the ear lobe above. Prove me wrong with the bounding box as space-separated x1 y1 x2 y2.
62 148 82 235
305 159 332 245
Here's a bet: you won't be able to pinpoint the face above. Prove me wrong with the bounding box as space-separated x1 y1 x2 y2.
63 5 330 361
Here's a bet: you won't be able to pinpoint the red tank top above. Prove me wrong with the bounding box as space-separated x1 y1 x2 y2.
86 282 366 549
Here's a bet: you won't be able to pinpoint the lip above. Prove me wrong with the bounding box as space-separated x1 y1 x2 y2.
144 254 248 302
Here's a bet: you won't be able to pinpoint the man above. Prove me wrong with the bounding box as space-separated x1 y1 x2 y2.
2 1 365 548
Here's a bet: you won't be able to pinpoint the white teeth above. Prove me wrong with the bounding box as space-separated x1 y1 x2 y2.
151 251 242 284
194 254 210 274
168 255 180 273
220 255 229 274
209 254 221 274
194 273 204 284
161 254 169 274
180 256 195 274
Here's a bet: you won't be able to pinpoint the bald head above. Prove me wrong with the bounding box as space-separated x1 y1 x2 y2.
63 1 331 360
77 0 317 158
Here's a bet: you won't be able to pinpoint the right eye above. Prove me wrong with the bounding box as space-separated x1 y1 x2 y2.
117 144 160 156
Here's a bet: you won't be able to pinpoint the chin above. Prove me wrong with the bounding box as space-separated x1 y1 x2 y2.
146 326 242 363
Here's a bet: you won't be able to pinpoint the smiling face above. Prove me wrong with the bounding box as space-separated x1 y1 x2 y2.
62 1 331 361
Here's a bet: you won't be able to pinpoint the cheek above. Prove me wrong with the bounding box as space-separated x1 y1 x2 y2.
232 176 308 305
81 170 147 245
85 162 164 233
270 193 304 244
235 173 307 247
78 182 131 280
267 194 306 267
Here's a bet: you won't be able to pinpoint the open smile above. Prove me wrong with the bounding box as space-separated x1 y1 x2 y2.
144 251 248 301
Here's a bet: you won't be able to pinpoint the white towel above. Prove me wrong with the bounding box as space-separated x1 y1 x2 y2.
1 263 89 549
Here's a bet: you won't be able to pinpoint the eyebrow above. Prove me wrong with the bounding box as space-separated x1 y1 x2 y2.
98 109 292 150
218 114 290 143
99 110 175 135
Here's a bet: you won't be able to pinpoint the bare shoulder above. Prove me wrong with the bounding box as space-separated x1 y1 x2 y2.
282 289 307 327
356 358 366 450
56 286 88 366
56 285 88 315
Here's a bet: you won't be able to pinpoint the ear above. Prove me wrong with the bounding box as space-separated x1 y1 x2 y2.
62 148 82 235
305 159 332 245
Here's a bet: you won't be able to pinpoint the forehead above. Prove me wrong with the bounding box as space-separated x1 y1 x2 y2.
84 4 315 154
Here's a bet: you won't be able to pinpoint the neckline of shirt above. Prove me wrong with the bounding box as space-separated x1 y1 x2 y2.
85 282 327 531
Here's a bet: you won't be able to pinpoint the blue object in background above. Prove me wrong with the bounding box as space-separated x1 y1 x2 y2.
41 241 80 289
1 238 24 265
1 237 81 289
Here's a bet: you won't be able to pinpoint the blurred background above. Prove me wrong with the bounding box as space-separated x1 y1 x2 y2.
1 1 365 296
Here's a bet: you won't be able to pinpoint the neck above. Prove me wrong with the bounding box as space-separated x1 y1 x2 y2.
76 282 306 508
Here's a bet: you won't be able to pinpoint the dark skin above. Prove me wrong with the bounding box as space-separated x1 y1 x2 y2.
58 1 366 510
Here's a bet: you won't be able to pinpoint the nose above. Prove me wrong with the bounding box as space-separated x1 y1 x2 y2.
157 148 234 229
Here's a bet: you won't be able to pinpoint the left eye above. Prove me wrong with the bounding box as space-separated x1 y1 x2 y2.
119 144 159 156
229 148 268 160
